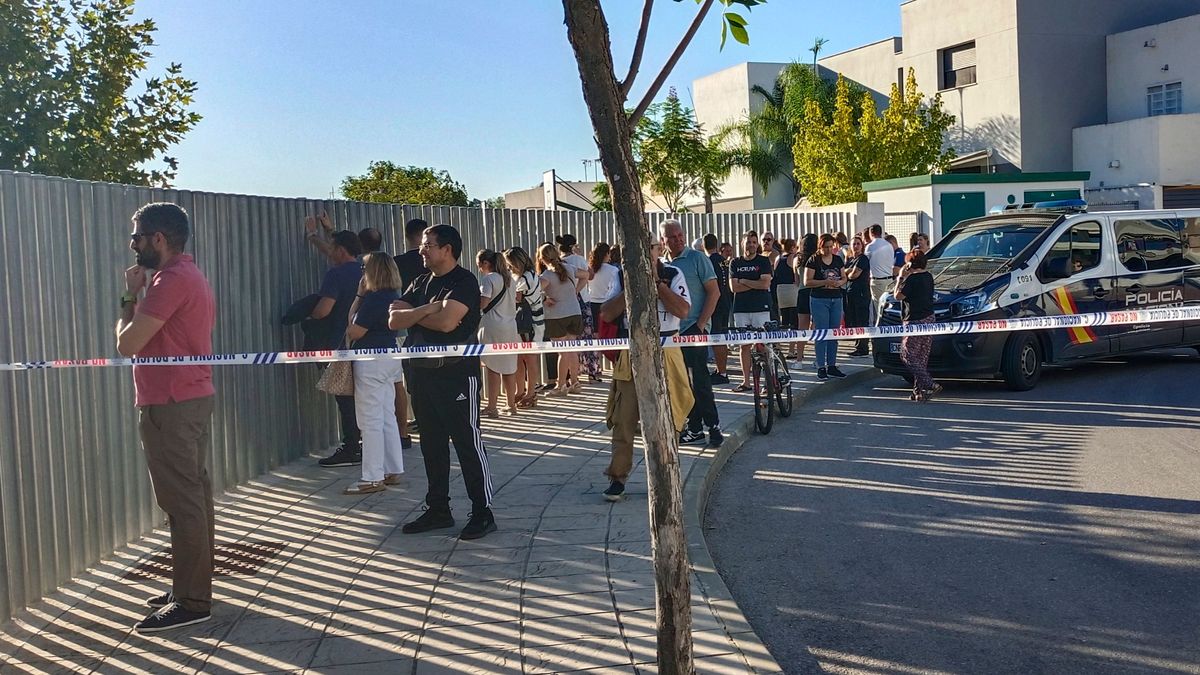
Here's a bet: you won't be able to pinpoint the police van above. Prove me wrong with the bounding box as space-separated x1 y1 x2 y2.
872 201 1200 390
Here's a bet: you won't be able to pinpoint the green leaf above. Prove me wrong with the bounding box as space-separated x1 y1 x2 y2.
727 16 750 45
720 19 728 49
724 12 746 27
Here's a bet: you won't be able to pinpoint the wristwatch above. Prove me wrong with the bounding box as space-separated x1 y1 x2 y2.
120 291 138 307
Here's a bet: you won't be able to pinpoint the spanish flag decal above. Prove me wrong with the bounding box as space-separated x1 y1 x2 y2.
1051 286 1098 344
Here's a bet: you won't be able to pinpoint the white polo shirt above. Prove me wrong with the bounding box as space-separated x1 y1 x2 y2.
865 238 895 279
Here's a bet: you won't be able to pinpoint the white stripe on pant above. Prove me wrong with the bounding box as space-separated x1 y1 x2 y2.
354 359 405 482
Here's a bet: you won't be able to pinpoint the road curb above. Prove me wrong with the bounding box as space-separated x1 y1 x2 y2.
683 367 883 673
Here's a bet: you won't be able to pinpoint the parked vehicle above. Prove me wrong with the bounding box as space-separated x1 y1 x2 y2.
873 201 1200 390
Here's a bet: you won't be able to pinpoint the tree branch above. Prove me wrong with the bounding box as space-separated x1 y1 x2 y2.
619 0 655 99
627 0 715 128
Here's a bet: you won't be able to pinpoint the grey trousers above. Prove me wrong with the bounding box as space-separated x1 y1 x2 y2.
139 395 216 613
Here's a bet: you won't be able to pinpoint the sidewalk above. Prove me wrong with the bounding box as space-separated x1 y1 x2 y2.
0 351 875 674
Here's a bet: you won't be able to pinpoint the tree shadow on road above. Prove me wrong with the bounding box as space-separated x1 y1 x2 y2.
705 352 1200 675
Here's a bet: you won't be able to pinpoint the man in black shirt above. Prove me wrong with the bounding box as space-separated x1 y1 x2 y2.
704 234 732 384
388 224 496 540
392 218 427 442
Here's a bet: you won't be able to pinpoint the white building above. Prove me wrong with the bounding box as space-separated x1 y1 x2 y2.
692 0 1200 211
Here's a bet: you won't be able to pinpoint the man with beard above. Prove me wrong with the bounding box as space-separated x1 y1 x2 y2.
116 203 217 632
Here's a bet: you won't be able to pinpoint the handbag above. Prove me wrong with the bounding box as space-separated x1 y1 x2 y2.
316 335 355 396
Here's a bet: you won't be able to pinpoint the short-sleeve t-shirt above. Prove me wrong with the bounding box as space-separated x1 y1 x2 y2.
806 254 846 299
393 250 425 293
846 255 872 300
541 268 582 320
710 253 731 302
656 263 691 333
352 289 400 349
318 260 363 347
132 254 216 407
893 247 907 269
667 247 716 331
399 266 482 373
900 271 935 321
729 254 772 313
515 270 544 316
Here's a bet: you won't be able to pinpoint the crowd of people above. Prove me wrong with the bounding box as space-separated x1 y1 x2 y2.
113 200 937 632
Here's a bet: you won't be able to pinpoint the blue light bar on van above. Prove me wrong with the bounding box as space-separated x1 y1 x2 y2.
989 198 1088 214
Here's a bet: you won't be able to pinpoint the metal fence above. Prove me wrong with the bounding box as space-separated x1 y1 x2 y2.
0 169 864 622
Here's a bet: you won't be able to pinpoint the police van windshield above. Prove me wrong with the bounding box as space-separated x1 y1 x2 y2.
934 220 1051 261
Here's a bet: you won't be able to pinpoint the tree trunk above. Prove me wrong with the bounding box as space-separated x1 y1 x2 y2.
562 2 694 674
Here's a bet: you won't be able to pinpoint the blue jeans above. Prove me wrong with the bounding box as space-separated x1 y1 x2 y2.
810 296 843 369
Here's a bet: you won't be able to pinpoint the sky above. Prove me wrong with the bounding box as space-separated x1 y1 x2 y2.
131 1 902 201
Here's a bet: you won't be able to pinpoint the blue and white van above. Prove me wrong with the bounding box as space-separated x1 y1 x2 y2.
872 201 1200 390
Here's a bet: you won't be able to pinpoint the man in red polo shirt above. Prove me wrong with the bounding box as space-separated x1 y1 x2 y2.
115 202 217 633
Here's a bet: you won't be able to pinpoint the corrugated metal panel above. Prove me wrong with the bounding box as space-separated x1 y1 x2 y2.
0 169 863 622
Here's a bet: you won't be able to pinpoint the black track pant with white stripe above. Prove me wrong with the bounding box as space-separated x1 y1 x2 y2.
407 366 494 513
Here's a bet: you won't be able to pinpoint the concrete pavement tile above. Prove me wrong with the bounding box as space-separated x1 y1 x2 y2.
424 596 521 627
437 562 526 585
692 652 764 674
429 577 524 602
521 610 623 646
493 484 561 507
417 621 522 657
322 607 424 638
445 546 528 567
412 647 523 674
453 530 535 549
304 659 407 674
240 590 345 617
376 533 460 554
523 636 632 674
92 647 205 674
221 612 330 645
521 573 613 597
605 552 653 575
527 543 607 564
525 558 608 578
307 631 415 668
1 657 104 674
532 529 610 546
521 591 618 619
335 582 435 614
200 636 320 673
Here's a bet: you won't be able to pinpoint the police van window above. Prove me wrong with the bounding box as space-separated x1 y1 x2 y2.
1115 218 1185 271
1041 221 1101 279
1183 218 1200 265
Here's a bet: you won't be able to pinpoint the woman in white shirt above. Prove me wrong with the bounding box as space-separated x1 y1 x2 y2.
540 243 585 396
557 233 603 383
503 246 544 409
583 242 620 329
477 249 520 417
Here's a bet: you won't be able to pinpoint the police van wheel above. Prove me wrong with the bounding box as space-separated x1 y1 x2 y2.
1002 333 1042 391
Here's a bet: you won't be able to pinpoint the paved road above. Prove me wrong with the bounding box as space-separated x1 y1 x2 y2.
704 351 1200 675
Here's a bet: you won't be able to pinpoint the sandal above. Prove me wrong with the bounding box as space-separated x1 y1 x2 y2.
516 396 538 409
547 386 570 397
383 473 403 486
343 481 386 495
732 383 753 393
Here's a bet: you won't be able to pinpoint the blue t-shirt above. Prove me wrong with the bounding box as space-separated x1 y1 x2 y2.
893 247 906 268
318 260 363 347
352 289 400 349
667 247 716 331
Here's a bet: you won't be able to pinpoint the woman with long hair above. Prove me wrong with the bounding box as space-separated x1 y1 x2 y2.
538 243 585 395
774 238 801 358
844 235 872 357
557 233 602 383
790 233 819 364
477 249 520 417
342 252 404 495
503 246 543 409
894 249 940 401
803 233 848 380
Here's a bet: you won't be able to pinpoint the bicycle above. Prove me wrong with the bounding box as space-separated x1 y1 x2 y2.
729 321 793 434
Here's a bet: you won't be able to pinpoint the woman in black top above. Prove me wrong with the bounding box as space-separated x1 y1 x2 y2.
803 233 847 380
791 233 818 365
894 249 940 401
344 252 404 494
843 235 872 356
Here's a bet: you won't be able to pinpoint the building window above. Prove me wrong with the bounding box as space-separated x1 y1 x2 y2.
1147 82 1182 116
940 41 977 90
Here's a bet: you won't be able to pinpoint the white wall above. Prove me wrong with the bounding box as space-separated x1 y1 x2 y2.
1106 14 1200 123
1074 112 1200 189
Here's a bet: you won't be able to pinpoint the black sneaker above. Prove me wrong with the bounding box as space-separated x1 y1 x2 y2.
460 509 497 540
679 429 707 446
318 445 361 467
134 603 210 634
603 481 625 502
146 591 173 609
710 372 730 385
707 427 724 448
827 366 847 379
848 348 869 357
400 436 413 450
817 367 829 380
402 508 455 534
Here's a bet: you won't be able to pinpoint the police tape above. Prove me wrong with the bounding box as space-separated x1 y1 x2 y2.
2 305 1198 372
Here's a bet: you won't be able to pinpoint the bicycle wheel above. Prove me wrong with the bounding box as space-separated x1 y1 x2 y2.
773 352 793 418
752 357 774 434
